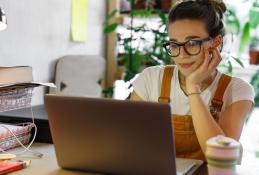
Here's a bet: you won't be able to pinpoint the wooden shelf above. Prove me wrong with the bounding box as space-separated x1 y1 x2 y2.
105 0 118 88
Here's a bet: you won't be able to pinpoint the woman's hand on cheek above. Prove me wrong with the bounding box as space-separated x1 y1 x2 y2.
208 47 222 72
185 46 222 94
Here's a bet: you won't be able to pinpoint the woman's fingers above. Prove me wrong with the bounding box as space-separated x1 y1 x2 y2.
199 46 211 71
208 48 221 71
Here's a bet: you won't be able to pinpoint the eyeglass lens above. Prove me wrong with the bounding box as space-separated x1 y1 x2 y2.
165 40 203 57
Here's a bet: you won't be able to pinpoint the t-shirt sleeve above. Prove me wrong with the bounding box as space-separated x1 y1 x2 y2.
224 77 255 106
132 66 159 101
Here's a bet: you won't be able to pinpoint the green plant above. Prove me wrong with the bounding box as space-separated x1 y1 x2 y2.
104 0 172 82
218 6 245 75
240 0 259 54
223 1 259 114
227 0 259 108
102 87 114 98
217 0 259 75
225 0 259 55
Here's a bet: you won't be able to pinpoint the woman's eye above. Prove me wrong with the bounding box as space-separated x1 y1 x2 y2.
186 40 200 47
170 43 179 49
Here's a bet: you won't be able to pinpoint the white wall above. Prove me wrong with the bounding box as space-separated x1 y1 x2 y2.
0 0 106 105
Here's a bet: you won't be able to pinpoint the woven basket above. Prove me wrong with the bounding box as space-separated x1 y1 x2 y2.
0 87 33 112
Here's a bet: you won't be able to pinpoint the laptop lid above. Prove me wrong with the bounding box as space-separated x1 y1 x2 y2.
45 94 176 175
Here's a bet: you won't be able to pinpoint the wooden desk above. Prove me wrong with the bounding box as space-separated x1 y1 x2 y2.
8 143 257 175
9 143 102 175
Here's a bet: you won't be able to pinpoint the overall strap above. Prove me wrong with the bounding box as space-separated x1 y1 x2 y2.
158 66 174 103
210 73 232 121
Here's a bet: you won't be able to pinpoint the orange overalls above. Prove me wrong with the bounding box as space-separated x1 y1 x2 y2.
158 66 232 160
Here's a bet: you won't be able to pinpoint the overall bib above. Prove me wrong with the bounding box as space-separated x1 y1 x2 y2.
158 66 232 160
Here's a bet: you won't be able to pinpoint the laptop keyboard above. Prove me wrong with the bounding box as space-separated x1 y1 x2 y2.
176 158 203 175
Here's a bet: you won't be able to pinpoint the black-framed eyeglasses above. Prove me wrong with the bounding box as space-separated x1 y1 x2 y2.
163 37 212 57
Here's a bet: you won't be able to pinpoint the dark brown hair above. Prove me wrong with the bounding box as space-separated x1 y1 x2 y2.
168 0 227 38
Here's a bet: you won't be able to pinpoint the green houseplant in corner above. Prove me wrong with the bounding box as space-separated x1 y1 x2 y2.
225 0 259 118
218 5 245 74
223 0 259 120
239 0 259 64
224 0 259 62
241 0 259 108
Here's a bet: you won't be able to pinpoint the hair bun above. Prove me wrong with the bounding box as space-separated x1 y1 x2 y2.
196 0 226 18
210 0 227 16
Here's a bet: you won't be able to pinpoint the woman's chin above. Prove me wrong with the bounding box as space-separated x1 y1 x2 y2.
179 71 191 77
178 65 195 77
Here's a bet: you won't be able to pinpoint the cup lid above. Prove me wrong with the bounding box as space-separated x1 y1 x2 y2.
206 135 240 149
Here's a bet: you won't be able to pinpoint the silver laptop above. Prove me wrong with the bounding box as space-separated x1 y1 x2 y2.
44 94 203 175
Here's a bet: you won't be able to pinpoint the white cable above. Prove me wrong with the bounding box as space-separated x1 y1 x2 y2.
0 122 41 157
0 100 43 158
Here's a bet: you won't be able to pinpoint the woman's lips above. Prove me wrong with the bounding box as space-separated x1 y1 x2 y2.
179 62 194 69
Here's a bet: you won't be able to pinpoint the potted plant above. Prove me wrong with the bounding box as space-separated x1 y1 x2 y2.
104 0 172 83
212 6 244 75
217 0 259 75
249 37 259 64
133 0 172 13
236 0 259 64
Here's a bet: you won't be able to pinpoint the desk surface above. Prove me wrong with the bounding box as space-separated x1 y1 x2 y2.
9 143 102 175
8 143 257 175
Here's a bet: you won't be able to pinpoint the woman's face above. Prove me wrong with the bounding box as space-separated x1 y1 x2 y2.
168 19 212 77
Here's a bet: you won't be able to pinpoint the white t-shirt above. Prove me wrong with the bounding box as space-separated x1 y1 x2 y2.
132 65 255 115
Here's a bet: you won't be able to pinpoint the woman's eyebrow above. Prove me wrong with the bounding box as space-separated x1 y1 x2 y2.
169 35 202 42
185 36 201 40
169 38 177 42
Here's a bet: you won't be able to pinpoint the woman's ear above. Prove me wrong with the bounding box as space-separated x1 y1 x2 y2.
212 35 223 48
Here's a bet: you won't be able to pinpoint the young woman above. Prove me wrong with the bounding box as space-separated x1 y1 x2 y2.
131 0 255 160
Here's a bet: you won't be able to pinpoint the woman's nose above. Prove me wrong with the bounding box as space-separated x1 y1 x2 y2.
178 46 189 59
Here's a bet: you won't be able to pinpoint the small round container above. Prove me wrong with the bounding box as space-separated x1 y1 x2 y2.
206 135 241 161
206 135 241 175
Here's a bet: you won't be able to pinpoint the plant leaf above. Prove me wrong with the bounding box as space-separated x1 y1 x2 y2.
123 52 145 81
130 9 152 17
227 60 233 75
232 56 244 68
225 9 240 34
249 6 259 29
106 9 117 21
156 10 167 25
103 23 118 34
239 22 250 54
